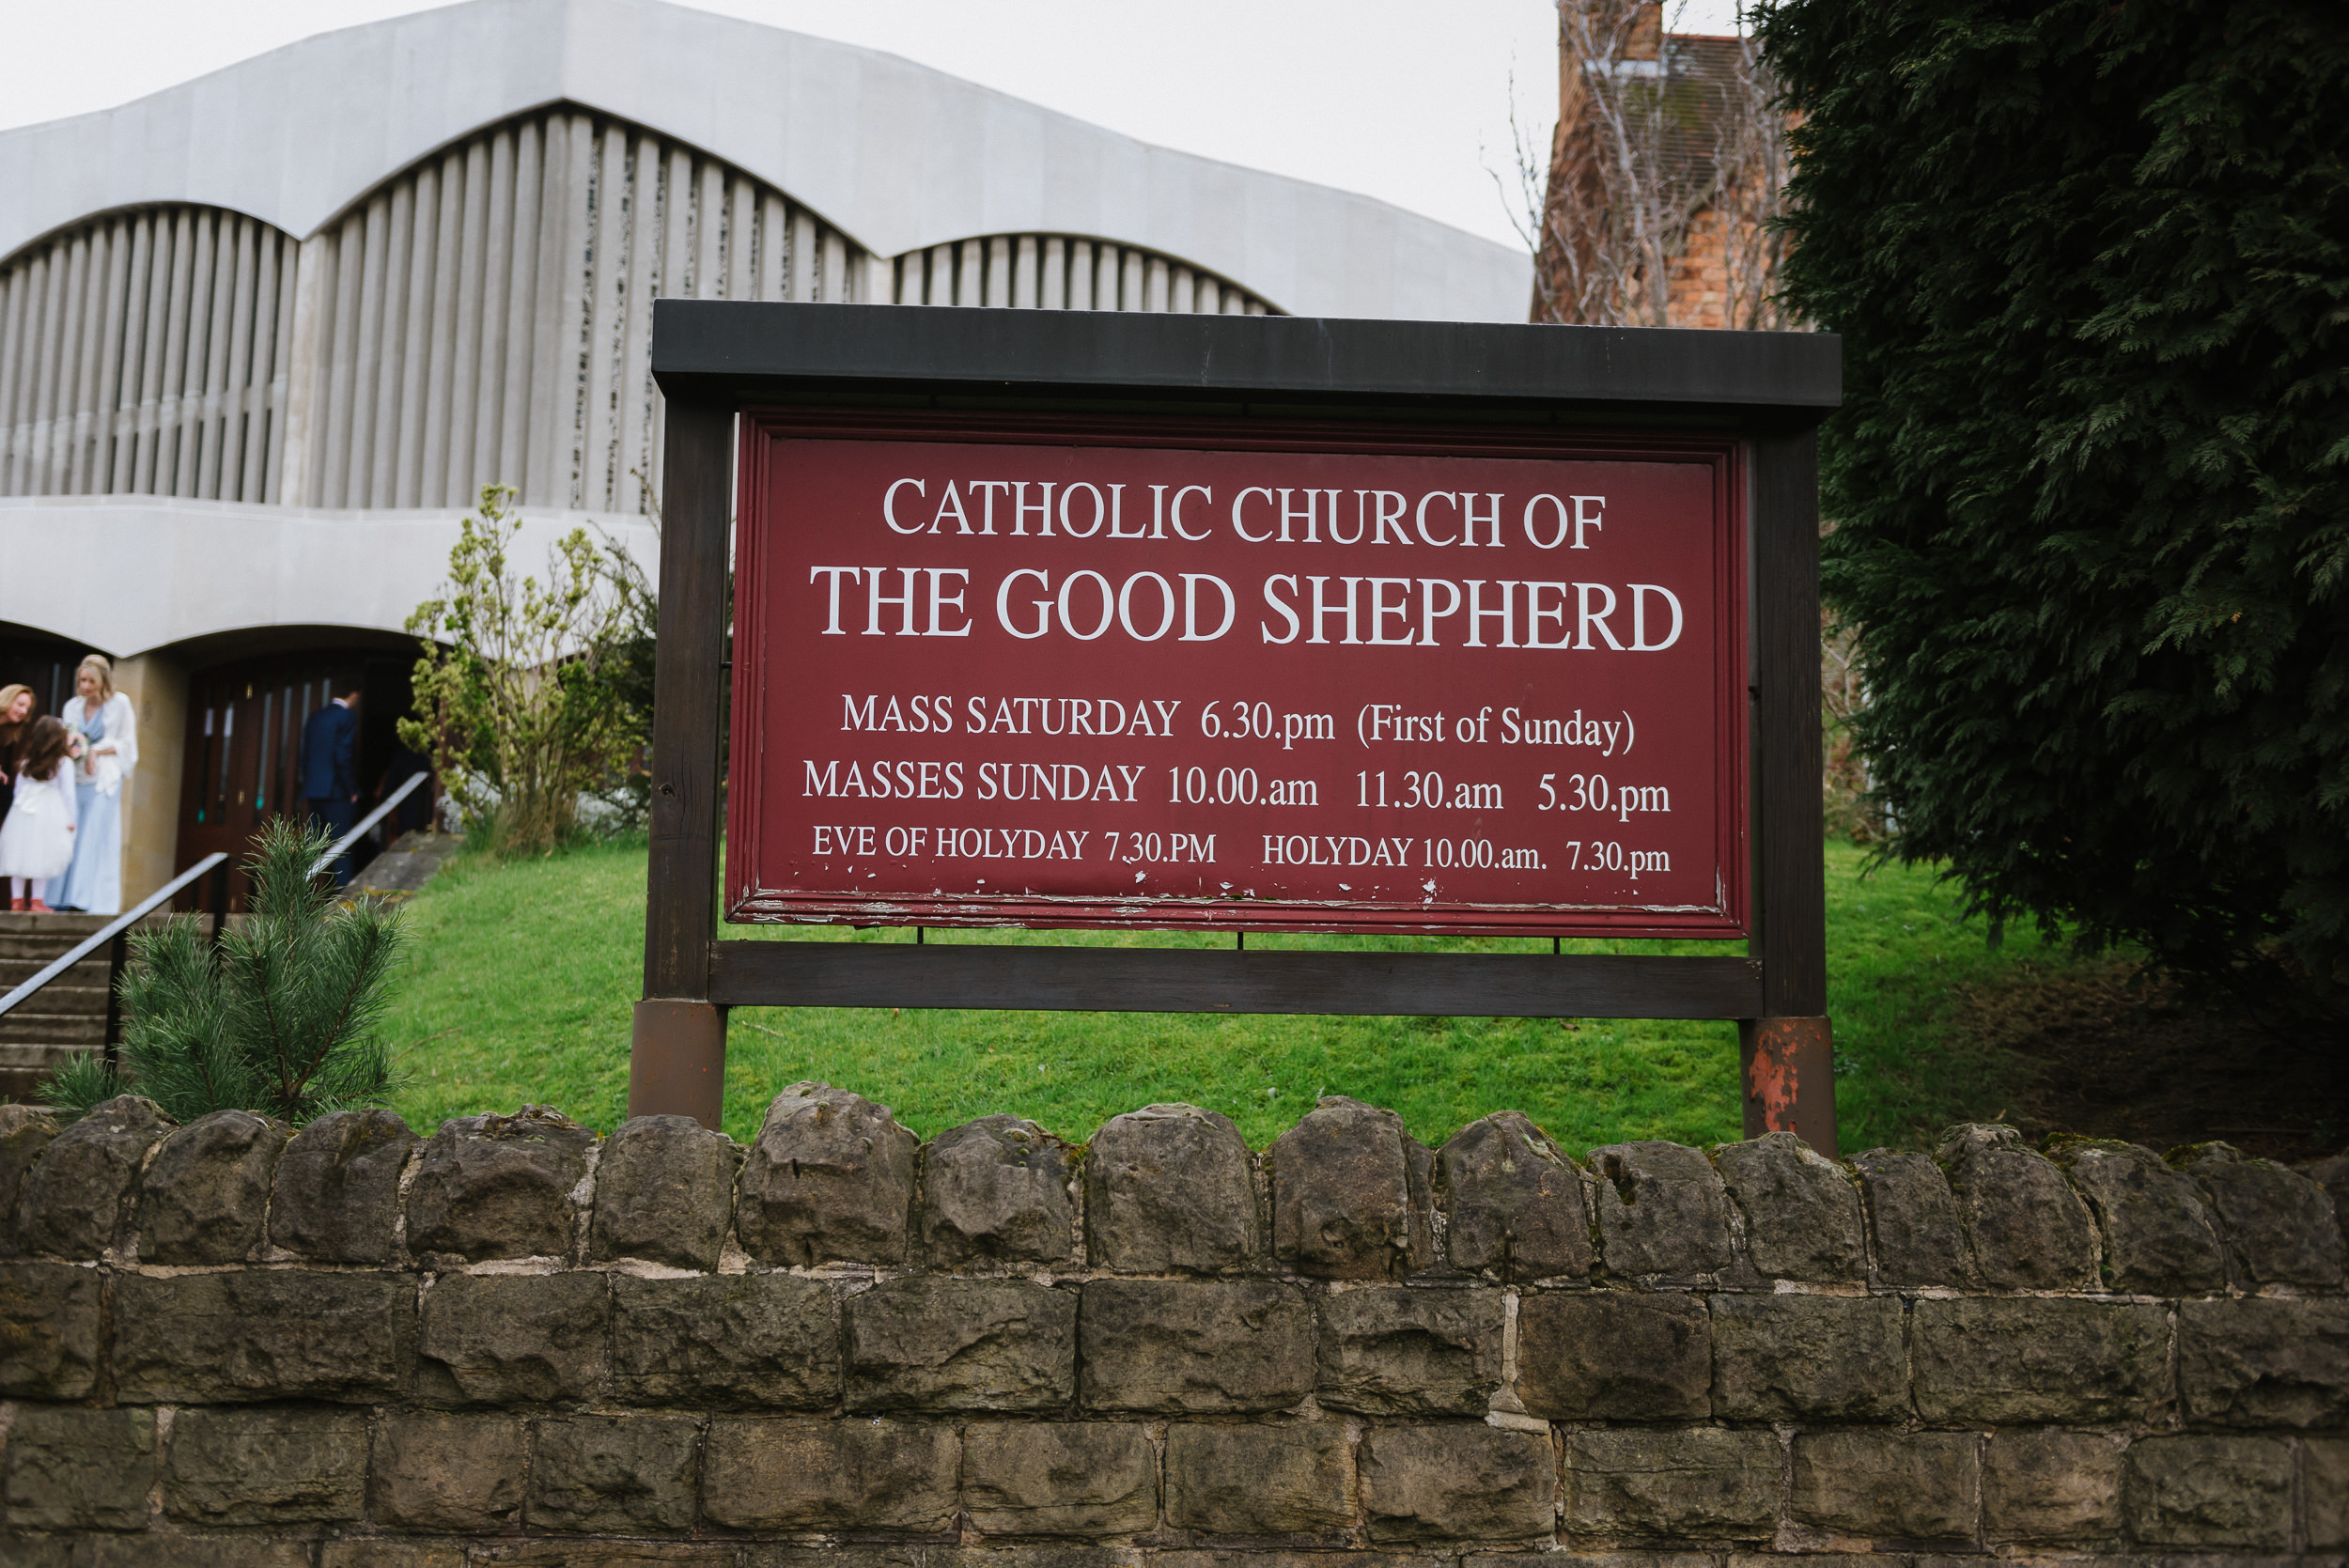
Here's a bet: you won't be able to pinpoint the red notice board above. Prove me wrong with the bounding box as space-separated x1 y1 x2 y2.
728 411 1747 938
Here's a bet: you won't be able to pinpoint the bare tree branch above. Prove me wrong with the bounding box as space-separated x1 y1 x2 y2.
1521 1 1796 330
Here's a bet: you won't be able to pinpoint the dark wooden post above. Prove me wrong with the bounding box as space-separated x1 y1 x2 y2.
1742 429 1836 1154
630 394 734 1127
210 861 231 954
101 927 128 1071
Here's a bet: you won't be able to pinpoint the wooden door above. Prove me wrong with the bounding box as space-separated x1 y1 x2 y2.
173 650 423 910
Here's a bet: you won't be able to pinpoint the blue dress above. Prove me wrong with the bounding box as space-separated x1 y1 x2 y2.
57 702 117 913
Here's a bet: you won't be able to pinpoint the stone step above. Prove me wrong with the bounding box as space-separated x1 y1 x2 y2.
0 1036 118 1104
0 1012 104 1046
0 914 173 962
0 955 111 988
0 911 117 938
0 1043 91 1106
0 985 108 1017
0 1043 88 1069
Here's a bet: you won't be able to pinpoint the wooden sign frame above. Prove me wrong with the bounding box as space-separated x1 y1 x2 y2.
637 302 1843 1150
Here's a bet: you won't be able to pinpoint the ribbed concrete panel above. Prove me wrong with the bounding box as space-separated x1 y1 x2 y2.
288 108 869 514
1 119 1283 521
0 207 293 505
890 236 1273 316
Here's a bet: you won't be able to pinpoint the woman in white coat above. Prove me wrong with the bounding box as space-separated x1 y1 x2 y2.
56 656 136 915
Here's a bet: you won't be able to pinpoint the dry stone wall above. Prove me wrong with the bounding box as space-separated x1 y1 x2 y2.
0 1087 2344 1565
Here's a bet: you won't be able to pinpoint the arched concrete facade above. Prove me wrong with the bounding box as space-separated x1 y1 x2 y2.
0 0 1526 323
0 0 1528 905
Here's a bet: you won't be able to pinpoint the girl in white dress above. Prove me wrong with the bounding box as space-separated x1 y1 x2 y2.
0 719 77 911
56 656 137 914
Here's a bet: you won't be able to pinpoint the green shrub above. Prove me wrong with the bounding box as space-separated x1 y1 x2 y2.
1759 0 2349 1000
42 820 404 1124
401 485 653 855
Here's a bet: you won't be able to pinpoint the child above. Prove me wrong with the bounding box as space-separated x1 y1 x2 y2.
0 718 77 911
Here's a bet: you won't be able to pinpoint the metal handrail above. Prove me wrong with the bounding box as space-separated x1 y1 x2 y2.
0 851 228 1022
0 768 432 1026
310 770 429 878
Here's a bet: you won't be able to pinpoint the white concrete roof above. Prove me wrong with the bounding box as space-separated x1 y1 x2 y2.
0 497 659 660
0 0 1531 323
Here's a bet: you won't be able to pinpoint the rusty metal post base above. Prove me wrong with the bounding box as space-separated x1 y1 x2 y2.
1738 1015 1837 1156
629 999 728 1129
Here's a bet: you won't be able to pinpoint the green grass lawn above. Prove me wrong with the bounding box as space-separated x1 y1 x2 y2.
382 837 2052 1155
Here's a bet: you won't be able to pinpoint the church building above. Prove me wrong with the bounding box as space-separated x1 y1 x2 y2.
0 0 1528 908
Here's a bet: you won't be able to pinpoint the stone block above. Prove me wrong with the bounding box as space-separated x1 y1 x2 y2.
526 1414 699 1533
1851 1149 1968 1286
1166 1421 1353 1535
371 1411 526 1531
2307 1152 2349 1252
2191 1144 2346 1288
1438 1110 1591 1281
5 1405 155 1529
920 1114 1076 1266
0 1103 57 1254
404 1105 595 1263
610 1271 839 1408
1789 1430 1978 1543
1148 1556 1447 1568
0 1546 84 1568
2061 1141 2226 1294
1517 1290 1709 1421
1911 1297 2167 1424
1488 1558 1713 1568
846 1277 1077 1412
320 1546 468 1568
1982 1429 2122 1544
135 1108 289 1264
1713 1132 1864 1282
112 1268 412 1403
2177 1296 2349 1428
588 1113 738 1270
2123 1434 2292 1549
1086 1102 1261 1275
1586 1141 1731 1279
16 1094 170 1257
1315 1284 1503 1417
962 1421 1159 1536
1936 1124 2098 1290
1078 1279 1314 1413
1271 1096 1432 1280
742 1552 927 1568
1149 1558 1448 1568
268 1106 418 1263
701 1417 958 1531
469 1548 738 1566
736 1082 919 1267
416 1269 609 1405
0 1261 99 1398
1707 1293 1907 1421
79 1541 315 1567
1563 1427 1779 1541
2308 1436 2349 1550
1360 1423 1555 1542
162 1405 368 1525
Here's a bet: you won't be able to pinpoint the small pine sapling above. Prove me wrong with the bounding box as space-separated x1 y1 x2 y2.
42 819 405 1124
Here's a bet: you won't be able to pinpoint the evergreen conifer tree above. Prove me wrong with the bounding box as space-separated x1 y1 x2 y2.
1758 0 2349 1001
44 819 404 1123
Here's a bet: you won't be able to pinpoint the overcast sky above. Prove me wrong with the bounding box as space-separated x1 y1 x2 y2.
0 0 1746 253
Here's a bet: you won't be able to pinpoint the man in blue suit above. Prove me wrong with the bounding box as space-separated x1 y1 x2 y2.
300 675 364 887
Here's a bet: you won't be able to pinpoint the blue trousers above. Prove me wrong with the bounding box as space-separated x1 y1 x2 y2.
307 798 358 888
